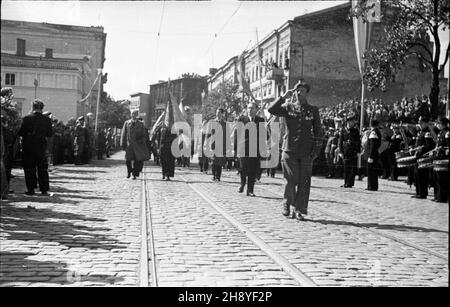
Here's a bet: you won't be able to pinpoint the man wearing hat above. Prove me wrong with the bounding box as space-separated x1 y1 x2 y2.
412 116 435 199
268 80 323 220
17 99 53 196
73 116 87 165
338 115 361 188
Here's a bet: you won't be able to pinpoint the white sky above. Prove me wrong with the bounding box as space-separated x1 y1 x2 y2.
1 0 347 100
2 1 447 101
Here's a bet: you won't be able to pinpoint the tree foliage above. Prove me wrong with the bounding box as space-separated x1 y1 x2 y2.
202 81 244 121
98 92 130 129
351 0 450 118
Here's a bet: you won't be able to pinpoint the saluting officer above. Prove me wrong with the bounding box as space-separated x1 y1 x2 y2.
366 119 381 191
268 80 323 220
338 115 361 188
18 99 53 196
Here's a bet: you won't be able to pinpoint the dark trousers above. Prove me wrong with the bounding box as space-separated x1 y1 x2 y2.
23 151 50 192
160 151 175 178
414 166 429 198
434 170 449 202
239 157 259 193
343 156 357 187
126 160 144 177
281 152 312 215
367 160 379 191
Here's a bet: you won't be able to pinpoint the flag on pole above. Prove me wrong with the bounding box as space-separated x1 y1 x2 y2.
150 111 165 135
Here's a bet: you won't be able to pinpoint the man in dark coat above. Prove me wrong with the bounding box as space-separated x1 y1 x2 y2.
366 119 381 191
17 99 53 196
206 108 227 181
121 110 150 179
387 124 403 181
268 81 323 220
339 115 361 188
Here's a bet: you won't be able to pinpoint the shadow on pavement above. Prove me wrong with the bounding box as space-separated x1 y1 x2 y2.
0 252 125 286
308 218 448 233
0 205 128 250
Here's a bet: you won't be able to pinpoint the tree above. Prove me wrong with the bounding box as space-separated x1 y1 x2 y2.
202 80 244 121
352 0 450 118
98 92 130 129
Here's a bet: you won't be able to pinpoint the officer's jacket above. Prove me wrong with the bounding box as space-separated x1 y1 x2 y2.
367 127 381 161
18 111 53 154
339 127 361 158
268 96 322 157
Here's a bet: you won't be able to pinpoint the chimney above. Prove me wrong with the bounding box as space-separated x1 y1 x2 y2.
209 68 218 76
45 48 53 58
16 38 26 56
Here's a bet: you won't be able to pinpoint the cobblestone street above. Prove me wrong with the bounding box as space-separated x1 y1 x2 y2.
1 152 448 287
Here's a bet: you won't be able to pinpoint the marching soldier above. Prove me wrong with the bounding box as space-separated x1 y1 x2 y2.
338 115 361 188
268 80 323 220
18 99 53 196
433 117 449 202
412 117 435 199
366 119 381 191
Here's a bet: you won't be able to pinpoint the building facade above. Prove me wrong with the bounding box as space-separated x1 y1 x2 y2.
0 20 106 121
207 2 445 107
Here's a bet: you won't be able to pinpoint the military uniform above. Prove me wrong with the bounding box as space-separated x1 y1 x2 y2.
235 114 265 195
366 127 381 191
268 95 323 216
339 126 361 188
18 110 53 194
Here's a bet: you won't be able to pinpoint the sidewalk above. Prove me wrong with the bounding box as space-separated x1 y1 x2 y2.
0 152 142 287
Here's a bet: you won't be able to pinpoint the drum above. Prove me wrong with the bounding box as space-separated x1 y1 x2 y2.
397 155 417 168
433 159 448 172
418 156 434 169
395 150 410 160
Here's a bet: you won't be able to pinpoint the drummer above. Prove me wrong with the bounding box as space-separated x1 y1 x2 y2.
433 117 449 202
412 116 435 199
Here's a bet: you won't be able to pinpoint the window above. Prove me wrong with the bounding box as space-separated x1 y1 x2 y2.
5 73 16 85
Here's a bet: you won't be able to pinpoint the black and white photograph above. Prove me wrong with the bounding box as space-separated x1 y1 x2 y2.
0 0 449 290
